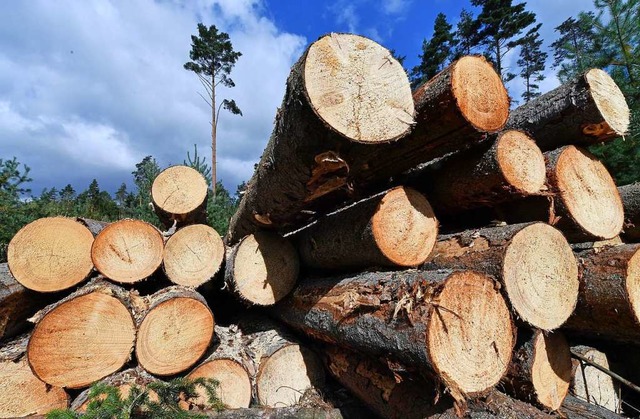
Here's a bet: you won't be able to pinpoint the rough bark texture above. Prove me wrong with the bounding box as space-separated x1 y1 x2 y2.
619 183 640 241
561 395 623 419
571 345 621 414
76 217 109 236
272 268 514 401
506 69 629 150
203 407 347 419
563 244 640 343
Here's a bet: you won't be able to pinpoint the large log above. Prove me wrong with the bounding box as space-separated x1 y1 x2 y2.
506 68 629 150
618 183 640 241
91 219 164 284
163 224 225 287
501 330 572 411
0 334 69 418
8 217 94 292
151 165 209 228
563 244 640 342
225 232 299 306
571 346 621 413
425 222 579 331
273 269 514 400
294 186 438 270
27 279 139 389
562 395 623 419
136 286 214 376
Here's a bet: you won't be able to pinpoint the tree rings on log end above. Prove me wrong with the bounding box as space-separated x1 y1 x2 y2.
163 224 225 287
151 165 208 221
304 33 414 144
555 146 623 239
496 130 546 194
232 233 299 305
585 69 629 138
187 359 252 409
0 357 69 417
28 292 136 389
427 271 513 397
503 223 579 330
530 332 572 410
256 344 325 407
8 217 94 292
571 347 620 413
372 187 438 267
92 219 164 284
451 56 510 132
136 296 214 376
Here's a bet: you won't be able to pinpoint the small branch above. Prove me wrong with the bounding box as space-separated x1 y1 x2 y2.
570 349 640 396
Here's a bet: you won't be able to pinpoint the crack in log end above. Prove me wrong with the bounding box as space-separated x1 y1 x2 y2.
305 151 350 203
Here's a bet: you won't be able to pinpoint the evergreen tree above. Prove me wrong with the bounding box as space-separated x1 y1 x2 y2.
551 13 603 82
411 13 457 87
131 156 162 225
471 0 537 82
453 9 482 58
517 24 548 102
207 181 238 236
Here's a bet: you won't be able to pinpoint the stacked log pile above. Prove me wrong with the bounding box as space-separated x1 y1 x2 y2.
0 32 637 418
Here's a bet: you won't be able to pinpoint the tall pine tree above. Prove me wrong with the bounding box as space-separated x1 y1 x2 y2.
517 24 548 102
551 13 603 82
453 9 481 58
411 13 456 88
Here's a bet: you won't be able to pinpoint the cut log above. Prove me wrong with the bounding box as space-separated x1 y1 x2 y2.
225 232 299 306
413 130 546 214
438 391 554 418
501 330 572 411
7 217 94 292
571 346 621 413
186 325 253 409
242 320 325 408
506 68 629 150
273 269 514 400
0 334 69 418
163 224 225 287
151 165 209 228
562 395 623 419
91 219 164 284
618 183 640 241
136 286 214 376
27 279 139 389
294 186 438 270
425 222 579 331
563 244 640 342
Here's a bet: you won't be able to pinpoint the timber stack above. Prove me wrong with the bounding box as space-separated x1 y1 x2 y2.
0 32 637 418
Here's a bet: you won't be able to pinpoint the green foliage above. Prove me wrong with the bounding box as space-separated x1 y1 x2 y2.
411 13 456 88
551 13 604 82
46 377 224 419
208 181 239 236
453 9 481 58
184 144 212 187
517 24 548 102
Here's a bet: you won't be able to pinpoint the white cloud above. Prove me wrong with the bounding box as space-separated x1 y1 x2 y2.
383 0 411 15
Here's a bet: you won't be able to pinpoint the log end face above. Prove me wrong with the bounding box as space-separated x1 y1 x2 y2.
503 223 579 330
305 33 414 144
427 271 514 396
585 68 630 138
163 224 225 287
625 248 640 325
8 217 94 292
372 187 438 267
571 347 620 412
233 232 299 305
136 297 214 376
92 219 164 283
531 331 572 410
452 56 510 132
28 292 136 389
187 359 252 409
151 165 208 217
496 130 546 195
556 146 624 240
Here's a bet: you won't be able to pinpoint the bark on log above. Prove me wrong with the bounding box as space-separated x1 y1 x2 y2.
563 244 640 343
76 217 109 236
163 224 225 287
225 232 299 306
273 269 514 400
294 186 438 270
506 68 629 150
619 183 640 241
501 146 624 241
571 346 621 413
186 325 254 409
561 395 623 419
412 130 547 214
424 222 579 331
501 330 572 411
0 334 69 418
8 217 94 292
136 286 214 376
151 165 209 228
91 219 164 284
27 278 140 389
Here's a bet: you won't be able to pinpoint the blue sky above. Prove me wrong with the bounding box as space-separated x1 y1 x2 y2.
0 0 594 197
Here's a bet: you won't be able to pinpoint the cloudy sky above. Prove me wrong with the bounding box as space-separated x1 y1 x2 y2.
0 0 594 196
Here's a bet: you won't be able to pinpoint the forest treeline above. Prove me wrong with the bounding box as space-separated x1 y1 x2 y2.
1 0 638 262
